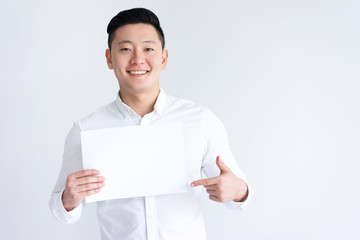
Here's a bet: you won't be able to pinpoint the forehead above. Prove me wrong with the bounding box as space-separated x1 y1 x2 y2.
113 23 160 43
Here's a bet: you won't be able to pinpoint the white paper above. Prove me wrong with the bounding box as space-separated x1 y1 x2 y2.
81 122 187 203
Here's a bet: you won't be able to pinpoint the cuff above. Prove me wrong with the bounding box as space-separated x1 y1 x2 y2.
224 183 254 210
49 189 82 224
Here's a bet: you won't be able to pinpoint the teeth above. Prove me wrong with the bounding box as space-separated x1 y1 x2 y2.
130 71 147 75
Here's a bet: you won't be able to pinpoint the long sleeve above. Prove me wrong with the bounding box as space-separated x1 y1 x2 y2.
49 122 84 223
200 108 253 210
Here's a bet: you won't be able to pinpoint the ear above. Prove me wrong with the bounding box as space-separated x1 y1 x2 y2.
161 49 168 70
105 49 113 70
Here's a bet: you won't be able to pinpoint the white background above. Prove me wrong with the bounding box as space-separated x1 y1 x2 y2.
1 0 359 239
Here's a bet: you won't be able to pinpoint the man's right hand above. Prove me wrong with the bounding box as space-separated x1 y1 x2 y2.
62 169 105 212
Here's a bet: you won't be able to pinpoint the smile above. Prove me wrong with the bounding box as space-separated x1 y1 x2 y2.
128 70 149 75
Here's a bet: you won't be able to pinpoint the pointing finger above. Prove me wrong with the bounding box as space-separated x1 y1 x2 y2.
190 176 219 187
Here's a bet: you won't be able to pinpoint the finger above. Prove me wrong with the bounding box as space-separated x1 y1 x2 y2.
81 187 103 198
209 195 221 203
73 169 100 179
76 176 105 186
77 182 105 193
206 189 217 195
204 184 218 190
216 156 231 174
191 176 220 187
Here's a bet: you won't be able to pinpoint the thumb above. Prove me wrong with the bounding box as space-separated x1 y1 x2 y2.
216 156 231 174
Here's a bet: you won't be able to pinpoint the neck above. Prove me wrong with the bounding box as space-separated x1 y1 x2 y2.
119 88 160 117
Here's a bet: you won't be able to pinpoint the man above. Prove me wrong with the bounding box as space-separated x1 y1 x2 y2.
50 8 252 240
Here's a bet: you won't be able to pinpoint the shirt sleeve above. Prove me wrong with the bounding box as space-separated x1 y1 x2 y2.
200 108 253 210
49 122 84 223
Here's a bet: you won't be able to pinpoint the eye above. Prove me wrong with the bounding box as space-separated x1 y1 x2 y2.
120 48 131 51
145 48 154 51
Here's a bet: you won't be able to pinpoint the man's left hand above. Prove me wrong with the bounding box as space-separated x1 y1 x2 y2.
190 156 248 203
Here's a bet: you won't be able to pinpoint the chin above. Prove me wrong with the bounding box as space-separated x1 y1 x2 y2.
122 83 159 93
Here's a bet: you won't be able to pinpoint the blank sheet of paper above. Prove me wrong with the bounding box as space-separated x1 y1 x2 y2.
81 122 187 203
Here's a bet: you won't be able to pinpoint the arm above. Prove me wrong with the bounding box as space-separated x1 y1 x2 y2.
49 122 105 223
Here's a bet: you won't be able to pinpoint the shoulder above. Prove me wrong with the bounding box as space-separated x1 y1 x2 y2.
166 94 202 109
164 94 208 116
164 94 224 124
75 100 119 131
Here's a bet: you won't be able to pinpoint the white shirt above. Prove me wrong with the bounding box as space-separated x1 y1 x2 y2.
49 90 252 240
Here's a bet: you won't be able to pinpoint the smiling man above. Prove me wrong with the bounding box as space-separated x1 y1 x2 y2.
105 22 168 117
49 8 252 240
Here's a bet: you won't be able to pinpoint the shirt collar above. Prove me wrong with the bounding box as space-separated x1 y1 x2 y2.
115 93 132 119
114 88 167 119
153 88 166 116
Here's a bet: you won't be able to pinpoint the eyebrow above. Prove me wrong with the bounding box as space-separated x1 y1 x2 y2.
143 40 156 44
117 40 156 45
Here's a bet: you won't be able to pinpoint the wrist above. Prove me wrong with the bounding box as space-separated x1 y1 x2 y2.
233 180 249 202
62 190 76 212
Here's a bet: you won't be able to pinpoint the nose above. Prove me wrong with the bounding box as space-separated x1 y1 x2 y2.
130 49 145 65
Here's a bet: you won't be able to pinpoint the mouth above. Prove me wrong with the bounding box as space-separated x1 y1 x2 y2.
127 70 149 76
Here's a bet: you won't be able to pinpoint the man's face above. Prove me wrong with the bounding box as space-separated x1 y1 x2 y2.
105 23 168 94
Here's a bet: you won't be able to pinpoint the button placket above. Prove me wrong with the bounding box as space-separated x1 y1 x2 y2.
142 112 158 239
140 113 152 126
145 196 159 240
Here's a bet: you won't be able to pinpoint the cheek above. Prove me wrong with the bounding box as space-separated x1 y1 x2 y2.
113 56 129 70
149 56 165 69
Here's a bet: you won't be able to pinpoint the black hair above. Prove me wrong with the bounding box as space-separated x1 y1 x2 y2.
107 8 165 50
